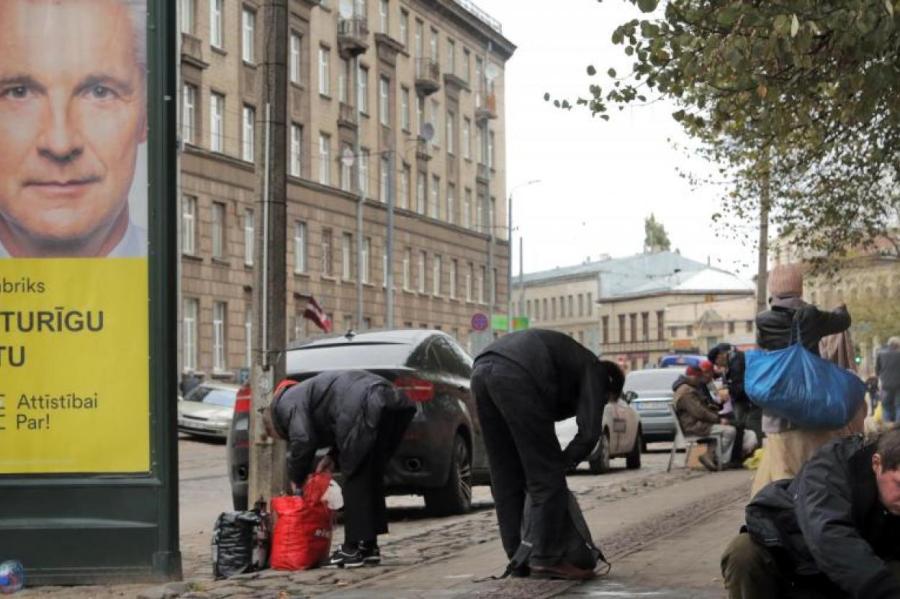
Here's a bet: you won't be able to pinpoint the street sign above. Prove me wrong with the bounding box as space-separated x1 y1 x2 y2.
471 312 489 331
491 314 508 331
512 316 530 331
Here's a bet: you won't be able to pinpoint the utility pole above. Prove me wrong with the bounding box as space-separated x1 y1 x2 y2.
506 191 513 332
756 148 771 315
249 0 289 504
385 149 395 328
355 52 365 330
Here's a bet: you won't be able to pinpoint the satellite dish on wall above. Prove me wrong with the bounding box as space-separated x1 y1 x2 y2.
485 62 501 82
338 0 354 18
341 147 355 167
420 122 435 142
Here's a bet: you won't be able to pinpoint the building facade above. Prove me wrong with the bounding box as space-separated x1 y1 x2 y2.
178 0 515 381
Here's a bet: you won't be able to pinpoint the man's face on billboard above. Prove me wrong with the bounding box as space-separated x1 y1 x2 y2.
0 0 146 256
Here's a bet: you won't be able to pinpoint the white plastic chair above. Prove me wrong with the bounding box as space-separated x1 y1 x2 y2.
667 404 725 472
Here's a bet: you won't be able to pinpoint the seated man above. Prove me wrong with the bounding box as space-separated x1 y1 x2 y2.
721 429 900 599
672 365 739 471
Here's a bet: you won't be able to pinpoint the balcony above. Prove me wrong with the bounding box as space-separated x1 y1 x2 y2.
475 90 497 122
415 136 432 162
476 163 489 183
415 58 441 97
180 33 208 69
338 102 358 130
338 17 369 59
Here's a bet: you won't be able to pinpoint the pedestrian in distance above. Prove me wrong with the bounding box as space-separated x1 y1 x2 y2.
470 329 624 581
876 337 900 425
264 370 415 568
721 428 900 599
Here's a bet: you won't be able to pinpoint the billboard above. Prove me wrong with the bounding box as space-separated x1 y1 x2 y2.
0 0 149 473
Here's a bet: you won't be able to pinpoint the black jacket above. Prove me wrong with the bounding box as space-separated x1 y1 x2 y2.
746 435 900 598
271 370 415 486
723 350 751 406
475 328 610 466
755 298 851 356
876 348 900 389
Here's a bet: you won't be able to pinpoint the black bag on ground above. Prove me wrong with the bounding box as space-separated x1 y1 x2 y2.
212 503 270 579
505 490 608 576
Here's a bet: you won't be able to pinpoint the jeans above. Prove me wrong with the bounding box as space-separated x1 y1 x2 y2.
882 387 900 423
710 423 738 464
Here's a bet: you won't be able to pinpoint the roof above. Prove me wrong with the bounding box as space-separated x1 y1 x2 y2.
620 267 755 298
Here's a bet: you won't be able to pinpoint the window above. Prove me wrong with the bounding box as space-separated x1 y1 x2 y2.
402 248 411 290
429 27 438 61
464 48 471 81
182 195 197 255
400 86 410 131
478 266 486 303
728 321 736 334
362 237 371 283
476 124 484 163
417 251 426 293
290 32 301 83
618 314 626 343
354 0 366 16
430 175 440 219
400 164 411 210
342 232 353 281
463 189 472 229
462 117 471 159
416 95 425 136
379 0 389 34
318 133 331 185
476 192 485 231
430 99 441 145
210 93 224 152
526 300 532 319
414 19 424 58
432 255 442 295
542 299 548 320
294 221 307 273
488 130 495 168
210 0 223 48
447 39 456 74
687 325 694 337
466 263 474 301
241 8 255 63
244 305 253 368
641 312 649 341
446 111 455 155
213 301 227 372
602 316 609 344
379 156 390 202
243 209 254 266
746 320 754 333
338 57 350 103
568 295 574 318
183 298 198 370
358 65 369 113
476 55 484 88
211 201 225 258
379 76 390 126
182 83 196 144
630 313 637 342
587 293 593 315
242 105 255 162
290 124 302 177
416 171 426 214
318 46 330 96
399 9 409 46
657 310 665 340
447 184 456 224
321 229 333 276
181 0 195 34
359 148 370 195
341 142 353 191
449 259 458 299
578 294 584 317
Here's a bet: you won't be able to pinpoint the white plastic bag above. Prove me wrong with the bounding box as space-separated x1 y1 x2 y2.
322 480 344 510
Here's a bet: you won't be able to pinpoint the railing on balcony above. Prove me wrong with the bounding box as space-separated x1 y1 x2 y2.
416 136 432 162
338 102 358 129
415 58 441 96
338 17 369 58
180 32 207 68
476 163 489 182
475 89 497 121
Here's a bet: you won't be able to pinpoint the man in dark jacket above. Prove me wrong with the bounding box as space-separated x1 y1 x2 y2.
470 329 624 580
672 365 739 470
708 343 763 443
721 429 900 598
876 338 900 424
265 370 415 568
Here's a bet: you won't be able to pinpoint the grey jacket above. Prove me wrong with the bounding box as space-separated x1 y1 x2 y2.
876 348 900 390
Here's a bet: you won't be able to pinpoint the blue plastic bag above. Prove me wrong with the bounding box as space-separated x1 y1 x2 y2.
745 342 865 429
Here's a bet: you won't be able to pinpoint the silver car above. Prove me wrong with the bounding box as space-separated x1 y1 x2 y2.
555 394 642 474
177 383 239 440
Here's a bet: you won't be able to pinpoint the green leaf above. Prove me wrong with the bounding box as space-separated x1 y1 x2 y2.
587 65 597 76
637 0 658 12
543 92 550 102
608 68 617 78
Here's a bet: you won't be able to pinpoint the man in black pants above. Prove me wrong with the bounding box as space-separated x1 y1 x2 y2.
471 329 624 580
265 370 415 568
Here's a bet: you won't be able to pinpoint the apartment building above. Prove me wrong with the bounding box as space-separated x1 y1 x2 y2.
178 0 515 381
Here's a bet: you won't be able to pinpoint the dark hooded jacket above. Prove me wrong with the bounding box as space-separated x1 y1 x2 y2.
746 435 900 599
271 370 415 487
755 297 851 355
876 347 900 390
475 328 613 466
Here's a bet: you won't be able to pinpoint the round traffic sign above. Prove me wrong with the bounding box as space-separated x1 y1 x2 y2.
471 312 489 332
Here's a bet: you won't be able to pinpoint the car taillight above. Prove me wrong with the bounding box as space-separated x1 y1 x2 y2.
234 384 252 414
394 376 435 402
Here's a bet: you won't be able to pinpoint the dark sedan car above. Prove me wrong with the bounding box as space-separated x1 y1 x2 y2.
228 329 490 516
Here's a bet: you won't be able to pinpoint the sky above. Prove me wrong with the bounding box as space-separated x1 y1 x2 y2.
474 0 760 279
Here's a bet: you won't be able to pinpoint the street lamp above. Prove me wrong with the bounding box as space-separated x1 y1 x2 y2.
507 179 542 332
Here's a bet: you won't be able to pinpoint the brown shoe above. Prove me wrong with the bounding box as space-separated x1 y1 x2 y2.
530 563 596 581
698 454 718 472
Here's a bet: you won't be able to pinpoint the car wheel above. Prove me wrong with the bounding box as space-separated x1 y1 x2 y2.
588 431 611 474
424 434 473 516
626 430 642 470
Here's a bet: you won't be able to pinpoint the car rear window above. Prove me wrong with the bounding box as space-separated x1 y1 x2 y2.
286 342 413 374
185 386 237 407
624 370 679 395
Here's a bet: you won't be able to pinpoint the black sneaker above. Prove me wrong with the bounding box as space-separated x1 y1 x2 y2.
359 542 381 566
327 547 365 568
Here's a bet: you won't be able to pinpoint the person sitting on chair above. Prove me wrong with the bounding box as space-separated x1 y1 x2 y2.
673 364 740 471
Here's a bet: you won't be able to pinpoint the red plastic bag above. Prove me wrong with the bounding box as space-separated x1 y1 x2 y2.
270 473 334 570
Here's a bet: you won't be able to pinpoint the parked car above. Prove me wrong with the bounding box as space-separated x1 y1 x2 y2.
228 329 490 516
555 393 642 473
626 368 683 444
177 383 240 440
